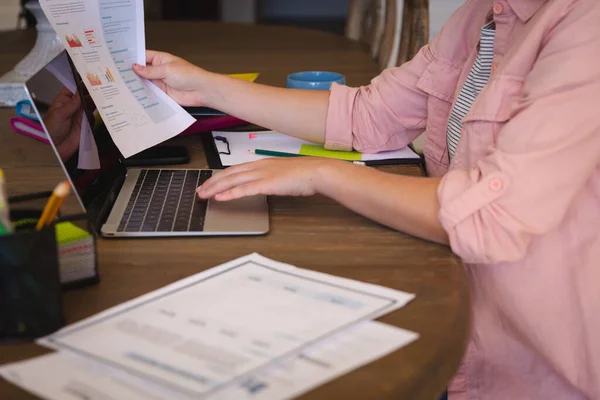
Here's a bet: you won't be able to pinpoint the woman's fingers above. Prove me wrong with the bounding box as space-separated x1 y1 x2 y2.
145 50 174 65
133 63 168 81
197 170 262 199
213 182 265 202
145 50 161 64
149 79 168 94
198 162 259 191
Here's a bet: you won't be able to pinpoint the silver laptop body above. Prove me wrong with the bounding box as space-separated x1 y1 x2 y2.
25 51 268 238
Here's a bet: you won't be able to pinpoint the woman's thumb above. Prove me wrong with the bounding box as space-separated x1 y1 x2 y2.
133 63 166 80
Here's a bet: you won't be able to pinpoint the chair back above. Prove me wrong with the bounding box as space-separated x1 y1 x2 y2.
346 0 388 58
378 0 405 70
349 0 429 71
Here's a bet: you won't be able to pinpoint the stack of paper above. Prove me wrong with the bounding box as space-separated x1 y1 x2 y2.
0 254 418 400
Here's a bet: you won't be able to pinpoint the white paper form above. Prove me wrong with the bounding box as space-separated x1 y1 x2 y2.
2 322 418 400
0 353 160 400
211 321 419 400
212 131 420 167
38 254 414 398
38 0 195 158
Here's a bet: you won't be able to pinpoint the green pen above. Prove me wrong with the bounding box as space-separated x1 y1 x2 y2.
250 149 303 158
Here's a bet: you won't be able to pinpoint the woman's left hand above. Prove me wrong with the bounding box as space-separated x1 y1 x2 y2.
196 158 336 201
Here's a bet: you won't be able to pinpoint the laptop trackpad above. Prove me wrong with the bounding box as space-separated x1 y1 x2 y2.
203 195 269 234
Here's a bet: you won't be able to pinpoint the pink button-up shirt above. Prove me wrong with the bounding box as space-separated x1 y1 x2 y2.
325 0 600 398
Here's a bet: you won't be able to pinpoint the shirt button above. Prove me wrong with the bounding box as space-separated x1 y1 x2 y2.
489 178 503 192
493 3 504 14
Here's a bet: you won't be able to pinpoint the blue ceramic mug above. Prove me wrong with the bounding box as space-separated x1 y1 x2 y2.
286 71 346 90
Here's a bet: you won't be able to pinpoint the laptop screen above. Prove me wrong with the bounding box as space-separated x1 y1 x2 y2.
25 51 125 212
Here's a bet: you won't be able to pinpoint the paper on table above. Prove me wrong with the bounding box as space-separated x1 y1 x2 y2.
211 321 419 400
214 131 313 166
1 321 418 400
0 353 163 400
38 0 195 158
212 131 420 167
38 253 414 398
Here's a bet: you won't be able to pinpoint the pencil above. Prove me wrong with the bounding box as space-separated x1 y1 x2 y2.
250 149 303 158
36 181 71 230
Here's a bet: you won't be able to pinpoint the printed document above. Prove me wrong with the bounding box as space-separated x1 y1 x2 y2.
212 131 420 167
39 0 195 158
37 254 414 397
1 321 418 400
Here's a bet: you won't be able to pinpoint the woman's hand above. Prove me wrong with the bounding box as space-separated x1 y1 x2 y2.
197 156 448 244
133 50 207 106
133 50 329 143
196 158 338 202
43 86 82 161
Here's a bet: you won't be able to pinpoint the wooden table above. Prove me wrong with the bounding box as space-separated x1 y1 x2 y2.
0 22 470 400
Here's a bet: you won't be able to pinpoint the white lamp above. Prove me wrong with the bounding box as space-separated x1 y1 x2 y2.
0 0 64 106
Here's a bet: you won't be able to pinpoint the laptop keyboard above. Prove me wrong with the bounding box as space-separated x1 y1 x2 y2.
117 169 213 233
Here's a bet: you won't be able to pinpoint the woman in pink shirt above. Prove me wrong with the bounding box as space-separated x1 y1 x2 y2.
134 0 600 398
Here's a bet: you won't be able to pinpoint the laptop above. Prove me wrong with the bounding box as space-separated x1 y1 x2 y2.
24 51 269 237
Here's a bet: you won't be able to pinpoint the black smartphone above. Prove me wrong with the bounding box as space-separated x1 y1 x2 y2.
123 145 190 167
184 106 226 117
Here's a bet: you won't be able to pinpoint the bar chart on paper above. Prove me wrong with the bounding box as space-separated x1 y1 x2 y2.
104 67 115 83
86 72 102 86
84 29 97 45
65 33 83 48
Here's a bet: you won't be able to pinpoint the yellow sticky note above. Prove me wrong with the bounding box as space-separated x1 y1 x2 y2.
299 145 362 161
56 222 90 245
228 72 260 82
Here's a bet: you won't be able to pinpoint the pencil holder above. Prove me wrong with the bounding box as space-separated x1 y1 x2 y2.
6 193 99 290
0 210 64 342
0 192 100 343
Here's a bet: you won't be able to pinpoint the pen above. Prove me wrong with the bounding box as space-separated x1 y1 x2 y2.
36 181 71 231
250 149 303 158
0 169 12 234
249 149 367 166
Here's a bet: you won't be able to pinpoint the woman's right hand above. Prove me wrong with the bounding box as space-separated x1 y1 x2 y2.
134 50 329 144
133 50 208 106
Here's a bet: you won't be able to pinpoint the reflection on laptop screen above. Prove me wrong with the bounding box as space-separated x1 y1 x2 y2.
26 51 125 211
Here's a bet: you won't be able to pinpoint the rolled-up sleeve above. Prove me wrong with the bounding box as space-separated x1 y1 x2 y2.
324 0 480 153
438 1 600 264
325 46 432 153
